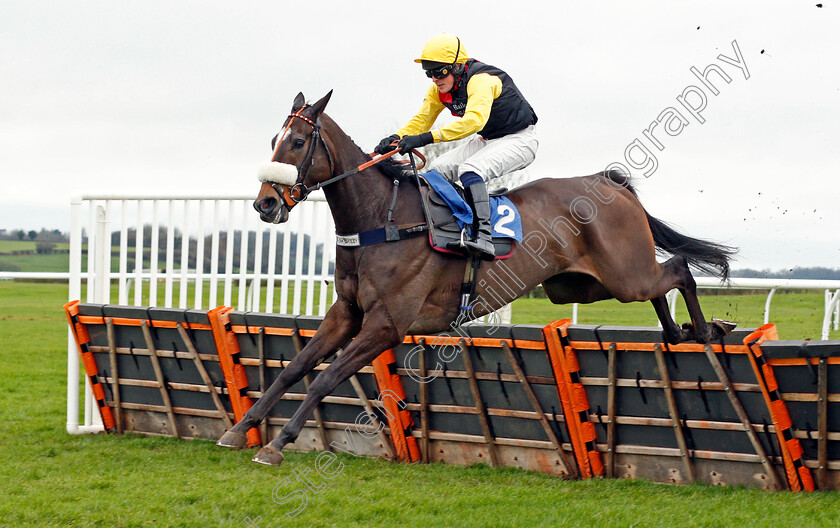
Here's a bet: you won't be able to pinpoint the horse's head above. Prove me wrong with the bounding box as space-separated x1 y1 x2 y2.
254 91 334 223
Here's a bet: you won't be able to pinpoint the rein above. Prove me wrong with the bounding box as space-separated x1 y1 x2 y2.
268 107 425 207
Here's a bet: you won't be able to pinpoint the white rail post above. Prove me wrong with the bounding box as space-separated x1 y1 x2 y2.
209 200 221 307
318 202 334 315
149 200 160 307
94 204 110 305
237 200 250 310
67 199 107 435
67 196 83 434
223 200 235 307
305 205 318 315
824 290 840 340
252 211 265 312
764 288 777 325
668 288 678 323
293 209 305 313
118 201 129 305
194 200 207 310
279 213 292 314
179 200 191 309
658 288 679 328
164 200 176 307
133 201 144 305
89 204 110 429
266 226 279 313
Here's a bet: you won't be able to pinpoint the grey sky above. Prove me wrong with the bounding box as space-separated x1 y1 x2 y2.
1 1 837 270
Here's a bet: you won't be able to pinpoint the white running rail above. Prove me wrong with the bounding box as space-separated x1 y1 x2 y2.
570 277 840 341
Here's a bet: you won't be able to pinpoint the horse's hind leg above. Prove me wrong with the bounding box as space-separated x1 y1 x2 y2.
252 312 400 466
650 295 685 345
216 298 362 449
653 256 732 344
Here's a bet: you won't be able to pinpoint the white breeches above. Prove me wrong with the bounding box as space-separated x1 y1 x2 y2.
428 125 538 183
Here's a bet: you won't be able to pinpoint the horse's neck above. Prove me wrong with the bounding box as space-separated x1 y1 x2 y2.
322 127 421 234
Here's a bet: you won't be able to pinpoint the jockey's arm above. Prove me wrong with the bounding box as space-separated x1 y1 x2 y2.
396 86 445 138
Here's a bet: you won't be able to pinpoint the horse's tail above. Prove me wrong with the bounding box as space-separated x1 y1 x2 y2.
604 169 737 280
644 213 736 280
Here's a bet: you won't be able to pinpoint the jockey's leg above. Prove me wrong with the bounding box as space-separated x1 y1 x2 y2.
457 125 539 182
427 135 485 182
455 126 538 260
460 172 495 260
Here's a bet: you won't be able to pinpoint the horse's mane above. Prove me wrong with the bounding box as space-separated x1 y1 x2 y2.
606 168 637 196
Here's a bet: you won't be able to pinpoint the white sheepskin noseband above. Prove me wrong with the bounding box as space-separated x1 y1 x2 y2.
257 162 298 185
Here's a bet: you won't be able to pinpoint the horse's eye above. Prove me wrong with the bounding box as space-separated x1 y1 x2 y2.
292 138 306 150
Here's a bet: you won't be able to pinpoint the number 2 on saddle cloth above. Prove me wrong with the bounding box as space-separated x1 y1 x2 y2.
419 169 523 260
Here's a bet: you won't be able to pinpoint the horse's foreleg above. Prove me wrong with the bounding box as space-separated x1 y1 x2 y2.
216 298 362 449
252 312 401 466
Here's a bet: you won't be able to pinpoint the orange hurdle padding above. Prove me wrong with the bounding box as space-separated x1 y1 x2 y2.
64 300 117 432
372 349 421 462
544 320 594 478
555 320 604 477
208 306 261 448
744 324 815 492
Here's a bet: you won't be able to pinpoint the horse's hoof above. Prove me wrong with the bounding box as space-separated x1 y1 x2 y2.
679 322 697 342
711 318 737 336
216 430 248 449
252 445 285 466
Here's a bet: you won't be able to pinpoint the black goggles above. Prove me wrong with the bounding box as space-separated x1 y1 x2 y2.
424 64 453 80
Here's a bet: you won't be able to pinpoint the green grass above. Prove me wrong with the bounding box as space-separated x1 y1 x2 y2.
0 240 70 252
0 240 71 272
510 292 840 341
2 281 840 527
0 252 73 272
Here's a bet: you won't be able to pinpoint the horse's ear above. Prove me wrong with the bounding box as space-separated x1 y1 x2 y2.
292 92 306 112
309 90 333 117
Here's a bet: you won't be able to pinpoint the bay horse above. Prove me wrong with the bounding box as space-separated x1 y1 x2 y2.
217 90 737 465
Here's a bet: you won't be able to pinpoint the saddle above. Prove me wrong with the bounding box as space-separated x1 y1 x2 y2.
333 170 521 262
417 172 519 260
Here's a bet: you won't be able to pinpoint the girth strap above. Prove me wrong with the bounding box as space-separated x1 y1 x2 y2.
336 222 428 248
457 253 483 324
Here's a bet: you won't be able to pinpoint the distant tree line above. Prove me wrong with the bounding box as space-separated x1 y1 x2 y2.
0 228 69 255
729 267 840 280
0 228 68 242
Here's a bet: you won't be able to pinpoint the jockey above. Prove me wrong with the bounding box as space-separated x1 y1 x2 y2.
375 32 538 259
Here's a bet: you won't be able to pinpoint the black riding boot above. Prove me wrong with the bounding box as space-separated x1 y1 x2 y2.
463 182 495 260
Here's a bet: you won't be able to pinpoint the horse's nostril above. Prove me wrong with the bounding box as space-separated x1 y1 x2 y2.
254 197 277 215
260 198 277 211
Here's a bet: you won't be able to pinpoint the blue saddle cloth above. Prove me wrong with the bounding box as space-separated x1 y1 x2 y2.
422 170 523 242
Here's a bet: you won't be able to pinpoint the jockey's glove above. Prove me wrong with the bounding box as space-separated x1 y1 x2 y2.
374 134 400 154
398 132 433 154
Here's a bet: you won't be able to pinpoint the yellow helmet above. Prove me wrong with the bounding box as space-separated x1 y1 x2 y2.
414 33 469 64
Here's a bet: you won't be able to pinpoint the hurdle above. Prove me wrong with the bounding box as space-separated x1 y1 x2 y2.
65 301 840 490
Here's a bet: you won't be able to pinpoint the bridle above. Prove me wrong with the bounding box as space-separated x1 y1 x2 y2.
265 105 423 210
268 104 336 208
